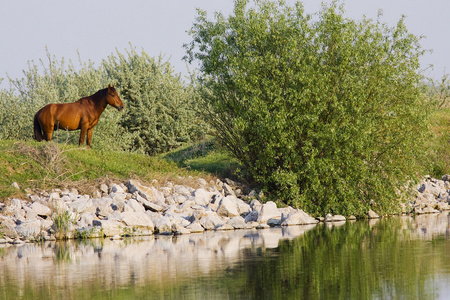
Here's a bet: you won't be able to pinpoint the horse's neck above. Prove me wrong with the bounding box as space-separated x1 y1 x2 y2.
90 94 108 116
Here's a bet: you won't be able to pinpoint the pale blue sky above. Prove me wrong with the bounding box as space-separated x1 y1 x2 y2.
0 0 448 86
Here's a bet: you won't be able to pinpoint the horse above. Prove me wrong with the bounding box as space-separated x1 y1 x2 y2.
33 84 124 148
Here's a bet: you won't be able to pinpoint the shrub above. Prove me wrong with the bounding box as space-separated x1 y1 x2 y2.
0 47 207 154
185 0 429 216
103 47 207 155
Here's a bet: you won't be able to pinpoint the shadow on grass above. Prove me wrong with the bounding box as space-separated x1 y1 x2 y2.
161 140 243 180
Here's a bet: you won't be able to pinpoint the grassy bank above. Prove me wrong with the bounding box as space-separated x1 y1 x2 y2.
1 107 449 202
0 139 239 200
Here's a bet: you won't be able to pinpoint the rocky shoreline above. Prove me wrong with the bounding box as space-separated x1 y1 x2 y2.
0 175 449 243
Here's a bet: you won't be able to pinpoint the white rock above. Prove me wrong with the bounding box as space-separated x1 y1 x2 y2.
154 216 175 234
69 199 96 214
127 199 145 213
324 214 346 222
199 212 225 230
216 224 234 231
226 216 246 229
216 196 240 217
281 209 318 226
118 212 154 230
92 219 122 237
15 220 42 239
186 222 204 233
367 210 380 219
257 201 281 223
193 188 213 206
126 180 165 203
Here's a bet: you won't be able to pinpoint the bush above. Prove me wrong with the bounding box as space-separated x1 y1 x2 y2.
185 0 429 216
0 47 207 154
103 47 207 155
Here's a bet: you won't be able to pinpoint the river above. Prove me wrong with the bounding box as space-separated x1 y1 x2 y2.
1 213 450 299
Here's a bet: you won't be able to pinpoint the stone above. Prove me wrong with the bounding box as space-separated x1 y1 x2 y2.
216 224 234 231
92 198 113 217
126 180 165 203
199 212 224 230
244 210 258 223
10 198 22 210
257 201 281 223
249 199 262 211
133 194 164 212
281 209 318 226
15 220 42 239
207 194 222 211
153 216 174 234
324 214 346 222
69 199 96 214
216 196 240 217
256 223 270 229
193 188 213 206
119 212 154 230
226 216 246 229
110 184 125 194
174 185 191 195
267 218 282 227
223 183 236 197
100 183 109 194
126 199 145 213
11 182 20 189
196 178 208 186
92 219 122 237
186 222 204 233
419 206 440 214
1 218 18 238
172 224 190 235
367 210 380 219
232 197 252 215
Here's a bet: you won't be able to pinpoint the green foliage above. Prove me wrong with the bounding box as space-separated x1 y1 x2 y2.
0 47 207 154
52 210 76 240
103 46 208 155
186 0 429 216
0 140 215 199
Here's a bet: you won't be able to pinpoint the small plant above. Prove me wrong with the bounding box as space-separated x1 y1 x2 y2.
52 209 77 240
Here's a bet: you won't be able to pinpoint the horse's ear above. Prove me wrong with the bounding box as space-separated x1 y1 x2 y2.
108 84 111 90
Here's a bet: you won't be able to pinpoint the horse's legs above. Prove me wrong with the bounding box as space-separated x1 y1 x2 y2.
86 127 94 148
41 123 54 141
79 124 88 147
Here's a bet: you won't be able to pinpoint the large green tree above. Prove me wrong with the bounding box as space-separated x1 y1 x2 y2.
185 0 429 216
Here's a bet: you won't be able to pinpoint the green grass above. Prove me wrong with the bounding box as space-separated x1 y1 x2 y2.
421 108 450 178
0 139 239 200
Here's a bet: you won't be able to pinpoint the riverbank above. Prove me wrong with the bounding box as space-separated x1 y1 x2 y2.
1 174 449 243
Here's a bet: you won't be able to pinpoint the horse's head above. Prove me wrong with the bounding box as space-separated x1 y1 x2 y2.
106 84 124 111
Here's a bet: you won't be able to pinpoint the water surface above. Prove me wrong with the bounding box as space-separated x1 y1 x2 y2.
2 214 450 299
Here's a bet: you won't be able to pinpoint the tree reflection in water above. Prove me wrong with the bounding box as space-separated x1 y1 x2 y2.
1 214 450 299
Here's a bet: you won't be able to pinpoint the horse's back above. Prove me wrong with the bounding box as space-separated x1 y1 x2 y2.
36 102 84 131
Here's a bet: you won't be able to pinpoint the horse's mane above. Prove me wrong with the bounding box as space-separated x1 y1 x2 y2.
93 86 116 100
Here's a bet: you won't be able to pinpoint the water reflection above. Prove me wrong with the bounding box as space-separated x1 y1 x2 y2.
1 214 450 299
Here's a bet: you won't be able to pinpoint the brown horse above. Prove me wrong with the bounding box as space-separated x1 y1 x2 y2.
33 84 124 147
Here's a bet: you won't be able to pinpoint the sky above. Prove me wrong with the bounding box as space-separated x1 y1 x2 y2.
1 0 449 88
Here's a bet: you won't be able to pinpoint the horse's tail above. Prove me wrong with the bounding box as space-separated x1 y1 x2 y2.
33 112 43 141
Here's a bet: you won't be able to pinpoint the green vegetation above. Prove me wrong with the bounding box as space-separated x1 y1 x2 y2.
0 139 232 199
0 46 206 153
52 210 76 240
185 0 429 216
1 0 449 217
